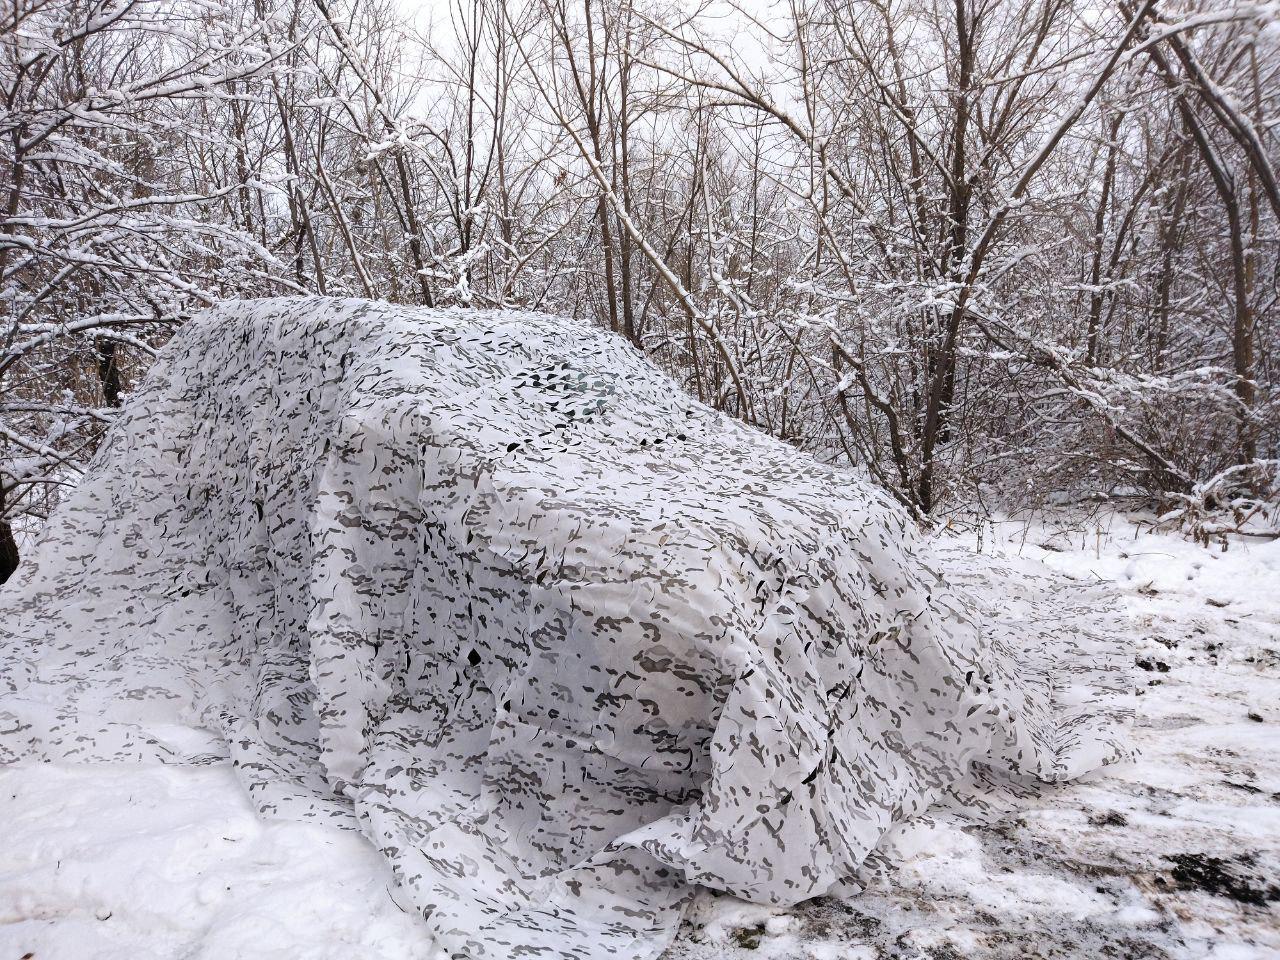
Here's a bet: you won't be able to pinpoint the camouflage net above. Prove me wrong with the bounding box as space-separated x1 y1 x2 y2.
0 298 1131 959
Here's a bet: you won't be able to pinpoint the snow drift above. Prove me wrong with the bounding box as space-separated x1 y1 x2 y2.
0 298 1131 959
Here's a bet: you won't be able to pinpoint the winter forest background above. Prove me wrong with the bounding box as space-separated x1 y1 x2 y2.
2 0 1278 582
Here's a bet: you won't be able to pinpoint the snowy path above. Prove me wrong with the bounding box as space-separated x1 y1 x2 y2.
3 518 1277 960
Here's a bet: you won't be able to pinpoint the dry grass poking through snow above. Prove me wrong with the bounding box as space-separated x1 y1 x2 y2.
1 515 1277 960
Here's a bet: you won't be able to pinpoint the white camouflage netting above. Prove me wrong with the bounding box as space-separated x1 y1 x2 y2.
0 298 1132 960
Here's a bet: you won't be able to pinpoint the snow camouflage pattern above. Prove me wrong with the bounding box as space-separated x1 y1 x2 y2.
0 298 1132 959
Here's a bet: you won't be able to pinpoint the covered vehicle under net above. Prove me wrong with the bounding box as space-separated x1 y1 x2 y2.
0 298 1130 959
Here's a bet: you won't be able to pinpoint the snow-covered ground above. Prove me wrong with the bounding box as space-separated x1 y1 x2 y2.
3 515 1277 960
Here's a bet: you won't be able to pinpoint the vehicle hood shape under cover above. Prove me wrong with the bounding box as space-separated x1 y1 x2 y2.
0 298 1130 959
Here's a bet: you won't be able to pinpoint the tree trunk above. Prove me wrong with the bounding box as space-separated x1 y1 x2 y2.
97 339 121 408
0 485 17 584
